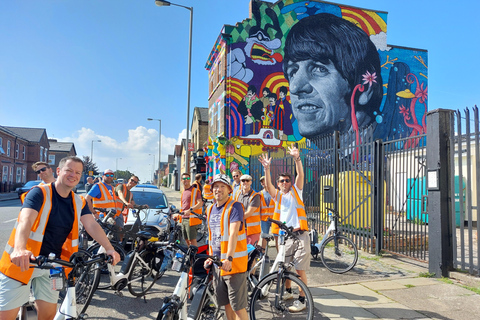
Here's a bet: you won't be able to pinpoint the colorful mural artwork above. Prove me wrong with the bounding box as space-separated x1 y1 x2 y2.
205 0 427 179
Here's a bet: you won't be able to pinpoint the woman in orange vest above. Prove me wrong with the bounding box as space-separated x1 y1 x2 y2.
0 156 120 319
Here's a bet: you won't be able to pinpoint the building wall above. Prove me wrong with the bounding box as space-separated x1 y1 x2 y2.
0 132 28 186
26 134 50 181
205 0 428 180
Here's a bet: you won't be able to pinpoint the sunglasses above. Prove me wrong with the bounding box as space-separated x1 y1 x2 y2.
182 177 190 180
35 167 48 174
278 179 291 183
240 179 251 183
104 174 114 177
129 179 139 184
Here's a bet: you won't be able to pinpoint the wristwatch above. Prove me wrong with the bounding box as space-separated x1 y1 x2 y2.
227 256 233 262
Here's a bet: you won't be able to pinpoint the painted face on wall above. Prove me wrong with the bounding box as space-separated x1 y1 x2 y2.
285 59 351 138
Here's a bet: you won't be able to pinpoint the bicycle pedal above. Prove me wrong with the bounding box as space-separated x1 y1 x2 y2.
114 291 124 297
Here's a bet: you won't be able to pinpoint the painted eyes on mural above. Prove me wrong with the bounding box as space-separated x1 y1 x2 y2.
310 63 330 77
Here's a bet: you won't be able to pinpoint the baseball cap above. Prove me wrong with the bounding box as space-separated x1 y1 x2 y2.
260 176 265 181
103 169 114 175
240 174 252 181
212 174 232 190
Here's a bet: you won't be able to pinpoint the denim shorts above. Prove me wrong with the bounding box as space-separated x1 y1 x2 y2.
260 220 271 237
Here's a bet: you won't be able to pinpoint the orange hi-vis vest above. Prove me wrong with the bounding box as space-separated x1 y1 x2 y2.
234 189 261 236
203 184 214 200
115 184 132 213
259 189 274 221
180 186 203 226
206 198 248 276
271 185 309 235
0 184 81 284
92 182 118 217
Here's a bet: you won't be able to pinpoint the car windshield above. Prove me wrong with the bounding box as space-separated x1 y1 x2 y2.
131 191 168 209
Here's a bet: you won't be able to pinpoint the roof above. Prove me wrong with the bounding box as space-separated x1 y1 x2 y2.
2 126 46 143
195 107 209 122
49 140 75 153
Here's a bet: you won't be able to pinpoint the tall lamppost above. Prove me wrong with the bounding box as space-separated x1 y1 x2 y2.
155 0 192 174
147 118 161 188
91 140 101 163
115 158 122 175
148 153 156 183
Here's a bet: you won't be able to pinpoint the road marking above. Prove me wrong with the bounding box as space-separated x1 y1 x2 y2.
3 218 17 223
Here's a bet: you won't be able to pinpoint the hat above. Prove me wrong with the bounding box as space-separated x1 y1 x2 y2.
212 174 232 190
240 174 252 181
260 176 265 181
103 169 114 175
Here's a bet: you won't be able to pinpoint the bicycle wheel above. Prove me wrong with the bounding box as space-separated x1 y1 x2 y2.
198 290 223 320
250 272 313 320
127 250 159 296
320 235 358 274
156 303 176 320
74 257 101 316
196 221 208 243
87 242 126 290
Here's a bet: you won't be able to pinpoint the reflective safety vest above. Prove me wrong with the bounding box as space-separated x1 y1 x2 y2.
271 186 309 235
234 189 261 236
206 198 248 276
0 184 81 284
115 184 132 214
259 189 274 222
179 187 203 226
92 182 118 217
203 184 214 200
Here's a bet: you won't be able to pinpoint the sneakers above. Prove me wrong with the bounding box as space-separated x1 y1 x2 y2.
288 299 306 312
282 291 294 300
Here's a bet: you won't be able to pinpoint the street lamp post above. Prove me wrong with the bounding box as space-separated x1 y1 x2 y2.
115 158 122 175
155 0 192 175
148 154 156 183
90 140 101 163
147 118 162 188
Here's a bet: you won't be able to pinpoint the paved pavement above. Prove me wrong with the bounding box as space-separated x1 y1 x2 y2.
2 187 480 319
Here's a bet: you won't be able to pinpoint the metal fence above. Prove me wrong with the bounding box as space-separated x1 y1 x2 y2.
451 106 479 275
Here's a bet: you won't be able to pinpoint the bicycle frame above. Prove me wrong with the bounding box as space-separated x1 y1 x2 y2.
313 216 336 252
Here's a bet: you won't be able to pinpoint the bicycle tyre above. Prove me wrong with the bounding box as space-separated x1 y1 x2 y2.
196 221 208 243
127 250 159 296
199 290 223 320
320 235 358 274
86 242 126 290
250 272 313 320
156 305 176 320
74 255 101 316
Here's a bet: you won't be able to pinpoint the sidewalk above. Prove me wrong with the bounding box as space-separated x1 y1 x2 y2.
162 186 480 319
0 192 18 201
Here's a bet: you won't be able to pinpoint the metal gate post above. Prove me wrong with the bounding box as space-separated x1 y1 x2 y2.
426 109 454 277
374 139 384 254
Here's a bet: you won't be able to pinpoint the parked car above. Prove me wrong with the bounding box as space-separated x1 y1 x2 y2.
16 180 42 198
124 186 175 241
135 184 158 189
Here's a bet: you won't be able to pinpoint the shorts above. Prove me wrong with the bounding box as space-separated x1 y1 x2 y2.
115 215 124 228
285 231 311 271
181 219 198 241
0 269 59 311
260 221 271 237
213 268 247 311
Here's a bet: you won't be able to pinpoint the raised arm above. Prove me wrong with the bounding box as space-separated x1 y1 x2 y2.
288 145 304 190
258 153 276 199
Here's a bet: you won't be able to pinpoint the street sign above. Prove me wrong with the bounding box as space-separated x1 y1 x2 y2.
188 143 195 151
89 171 93 176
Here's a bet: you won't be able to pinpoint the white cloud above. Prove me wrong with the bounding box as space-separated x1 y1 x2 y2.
370 32 391 52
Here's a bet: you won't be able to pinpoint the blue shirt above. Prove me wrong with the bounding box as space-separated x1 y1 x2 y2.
209 201 244 259
87 183 114 199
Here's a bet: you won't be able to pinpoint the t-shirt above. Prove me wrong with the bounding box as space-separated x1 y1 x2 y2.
275 185 303 230
181 185 202 211
87 183 114 199
115 184 132 210
209 201 244 259
22 184 91 257
261 189 272 205
236 189 260 211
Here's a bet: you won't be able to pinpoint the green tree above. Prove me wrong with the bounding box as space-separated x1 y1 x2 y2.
82 156 100 176
115 170 134 180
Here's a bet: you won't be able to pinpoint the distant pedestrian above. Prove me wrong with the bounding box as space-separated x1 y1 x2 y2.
233 174 261 245
259 176 276 250
85 176 94 193
231 169 242 195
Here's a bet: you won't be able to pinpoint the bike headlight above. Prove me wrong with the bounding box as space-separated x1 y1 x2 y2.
159 215 169 228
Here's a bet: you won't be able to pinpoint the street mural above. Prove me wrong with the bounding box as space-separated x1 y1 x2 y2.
205 0 428 179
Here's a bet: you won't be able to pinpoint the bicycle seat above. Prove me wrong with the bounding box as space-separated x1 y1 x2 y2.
136 230 156 240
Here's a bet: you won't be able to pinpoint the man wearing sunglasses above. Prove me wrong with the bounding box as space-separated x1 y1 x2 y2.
231 169 242 195
233 174 261 245
115 175 139 224
32 162 55 184
85 169 118 222
259 145 310 313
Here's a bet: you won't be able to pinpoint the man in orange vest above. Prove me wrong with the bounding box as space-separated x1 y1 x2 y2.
85 169 118 222
115 175 139 224
259 145 310 313
204 174 248 320
0 156 121 320
32 162 56 184
258 176 276 251
176 173 203 247
234 174 261 245
231 169 242 195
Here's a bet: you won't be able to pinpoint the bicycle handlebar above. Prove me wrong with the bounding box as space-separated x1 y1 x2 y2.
30 252 112 270
267 217 299 239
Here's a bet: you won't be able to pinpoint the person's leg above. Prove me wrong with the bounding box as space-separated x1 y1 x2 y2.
224 304 236 320
32 268 60 320
295 269 308 297
0 308 20 320
185 222 198 247
0 272 32 320
234 307 248 320
34 300 57 320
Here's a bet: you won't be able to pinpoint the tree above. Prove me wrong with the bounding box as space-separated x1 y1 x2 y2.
82 156 100 176
115 170 134 180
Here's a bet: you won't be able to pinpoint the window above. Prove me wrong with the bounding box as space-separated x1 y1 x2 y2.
7 140 11 156
15 143 19 159
44 148 48 162
16 167 22 183
48 154 55 165
9 166 13 182
23 168 26 183
0 137 4 155
2 166 7 182
40 146 44 161
22 146 26 160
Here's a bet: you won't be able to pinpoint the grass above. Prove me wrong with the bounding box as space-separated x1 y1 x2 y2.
462 285 480 295
405 284 415 288
419 272 436 278
440 277 454 284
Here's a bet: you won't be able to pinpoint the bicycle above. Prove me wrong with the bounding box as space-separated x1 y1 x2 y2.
156 243 225 320
249 218 314 320
17 251 110 320
310 207 358 274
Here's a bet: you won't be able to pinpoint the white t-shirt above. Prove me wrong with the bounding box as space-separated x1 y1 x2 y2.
276 185 303 230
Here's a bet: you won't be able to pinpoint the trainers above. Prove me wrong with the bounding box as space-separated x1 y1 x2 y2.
288 299 306 312
282 291 294 300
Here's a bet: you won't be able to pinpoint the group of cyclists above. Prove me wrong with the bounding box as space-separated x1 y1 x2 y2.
0 146 311 320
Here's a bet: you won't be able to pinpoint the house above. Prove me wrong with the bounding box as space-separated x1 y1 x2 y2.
48 139 77 174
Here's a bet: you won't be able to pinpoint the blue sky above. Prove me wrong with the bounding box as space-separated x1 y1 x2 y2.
1 0 479 182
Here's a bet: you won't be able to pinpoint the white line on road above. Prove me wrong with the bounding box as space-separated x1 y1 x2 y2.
3 218 17 223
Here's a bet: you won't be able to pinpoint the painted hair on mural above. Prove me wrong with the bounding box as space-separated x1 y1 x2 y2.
283 13 383 114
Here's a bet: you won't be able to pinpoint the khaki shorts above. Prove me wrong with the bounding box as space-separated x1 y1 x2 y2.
0 269 59 311
285 231 311 271
213 268 247 311
181 219 198 241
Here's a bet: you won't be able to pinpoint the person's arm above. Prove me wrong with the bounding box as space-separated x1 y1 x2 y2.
10 208 39 272
259 153 276 199
84 194 96 217
221 220 242 272
289 146 304 190
116 186 133 209
244 194 260 219
80 214 120 265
